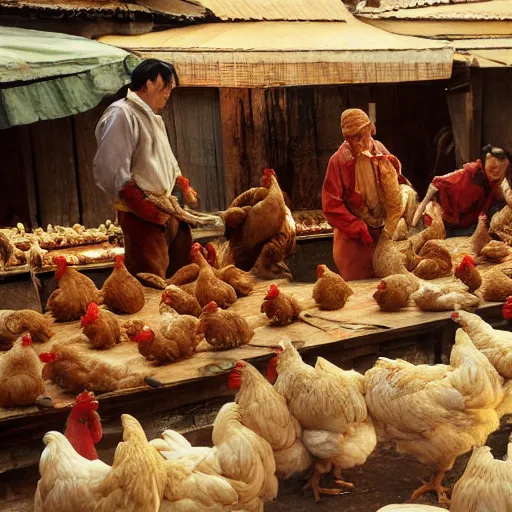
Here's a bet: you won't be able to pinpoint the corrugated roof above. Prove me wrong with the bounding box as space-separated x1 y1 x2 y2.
357 0 488 15
193 0 350 21
0 0 150 14
357 0 512 20
454 37 512 67
100 20 454 87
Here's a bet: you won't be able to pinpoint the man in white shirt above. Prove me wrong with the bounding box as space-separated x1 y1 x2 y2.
94 59 198 278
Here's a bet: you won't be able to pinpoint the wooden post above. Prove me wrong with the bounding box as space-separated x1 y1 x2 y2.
466 67 483 162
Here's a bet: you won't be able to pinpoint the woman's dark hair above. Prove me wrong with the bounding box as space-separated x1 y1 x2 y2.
130 59 179 91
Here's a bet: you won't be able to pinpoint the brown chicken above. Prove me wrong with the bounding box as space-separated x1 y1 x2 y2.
373 274 420 312
312 264 353 310
479 240 510 263
0 334 45 408
409 201 446 253
455 255 482 293
39 342 152 393
217 265 255 297
490 204 512 245
160 284 202 317
413 240 452 280
478 268 512 302
46 256 99 322
471 213 491 256
190 243 237 308
101 255 145 314
167 263 201 286
373 232 411 278
198 301 254 350
261 284 302 326
64 391 103 461
81 303 122 350
128 311 201 365
0 309 54 351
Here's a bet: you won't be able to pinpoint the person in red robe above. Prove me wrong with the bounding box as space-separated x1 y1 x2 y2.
413 145 509 236
322 108 412 281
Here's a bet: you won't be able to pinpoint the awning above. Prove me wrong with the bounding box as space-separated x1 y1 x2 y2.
99 20 455 88
453 38 512 67
0 26 138 129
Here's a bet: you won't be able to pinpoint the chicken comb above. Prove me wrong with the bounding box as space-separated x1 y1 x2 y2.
176 176 191 190
114 254 125 269
190 242 202 255
265 284 280 300
451 311 460 321
376 280 386 291
202 301 219 314
227 364 243 391
53 256 68 280
316 265 327 278
424 213 433 227
161 291 172 304
81 303 100 326
132 325 154 343
478 211 488 220
205 243 217 266
266 355 279 383
39 352 57 363
21 334 32 347
503 296 512 320
457 255 475 272
53 255 68 266
76 390 96 405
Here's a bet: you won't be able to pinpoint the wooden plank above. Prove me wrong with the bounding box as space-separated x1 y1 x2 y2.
165 88 226 211
73 106 116 227
30 118 80 227
467 67 483 162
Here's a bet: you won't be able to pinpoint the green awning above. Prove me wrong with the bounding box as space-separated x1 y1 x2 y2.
0 27 139 129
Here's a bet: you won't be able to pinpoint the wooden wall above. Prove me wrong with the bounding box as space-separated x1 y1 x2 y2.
0 81 452 228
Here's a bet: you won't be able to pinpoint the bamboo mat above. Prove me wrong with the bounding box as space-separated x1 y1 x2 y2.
1 237 510 423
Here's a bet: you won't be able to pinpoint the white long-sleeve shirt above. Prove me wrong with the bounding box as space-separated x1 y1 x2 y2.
93 89 181 200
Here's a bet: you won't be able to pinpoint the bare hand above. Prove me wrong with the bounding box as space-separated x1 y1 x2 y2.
183 188 199 209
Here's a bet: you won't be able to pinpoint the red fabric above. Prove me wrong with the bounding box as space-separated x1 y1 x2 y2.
119 183 170 225
118 211 192 279
322 139 405 242
432 160 497 228
333 228 376 281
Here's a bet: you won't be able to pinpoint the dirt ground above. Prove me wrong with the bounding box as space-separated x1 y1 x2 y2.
2 426 510 512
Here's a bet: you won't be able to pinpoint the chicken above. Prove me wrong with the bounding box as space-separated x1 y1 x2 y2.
34 431 111 512
39 342 151 393
490 204 512 245
373 274 420 312
81 303 122 350
454 255 482 293
411 282 480 312
229 360 312 480
127 311 201 365
0 334 45 408
505 296 512 319
260 284 301 326
480 239 510 262
167 263 200 286
136 272 168 290
64 391 103 461
46 256 99 322
471 212 491 256
190 243 237 308
270 338 376 502
373 232 411 278
312 264 353 310
101 255 145 314
94 414 168 512
450 432 512 512
152 402 278 512
160 285 202 317
409 201 446 253
0 309 54 350
377 506 445 511
413 240 452 280
198 301 254 350
478 268 512 302
452 310 512 380
364 328 503 503
401 240 422 272
218 265 255 297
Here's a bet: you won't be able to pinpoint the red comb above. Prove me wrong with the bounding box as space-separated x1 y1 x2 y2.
503 296 512 320
39 352 57 363
81 303 100 326
132 326 154 343
114 255 125 269
266 355 279 383
21 334 32 347
316 265 326 278
456 255 475 272
228 364 244 391
76 390 96 405
202 301 218 314
451 312 460 320
377 281 386 291
265 284 280 300
190 242 202 255
424 214 433 227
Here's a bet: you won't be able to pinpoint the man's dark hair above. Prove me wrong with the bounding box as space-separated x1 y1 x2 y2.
130 59 179 91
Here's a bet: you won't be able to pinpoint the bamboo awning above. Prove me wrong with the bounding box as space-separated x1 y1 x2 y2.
100 20 454 87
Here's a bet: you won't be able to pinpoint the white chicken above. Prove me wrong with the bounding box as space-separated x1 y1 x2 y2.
270 337 376 502
229 360 312 479
365 329 504 504
151 402 278 512
450 432 512 512
376 506 446 511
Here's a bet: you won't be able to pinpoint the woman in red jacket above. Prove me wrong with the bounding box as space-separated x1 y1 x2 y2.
322 108 413 281
413 145 509 236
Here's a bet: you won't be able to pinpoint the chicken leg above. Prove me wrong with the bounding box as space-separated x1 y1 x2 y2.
303 466 350 503
410 470 451 504
333 467 355 490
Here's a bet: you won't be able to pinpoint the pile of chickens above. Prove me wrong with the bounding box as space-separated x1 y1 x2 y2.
33 303 512 511
372 202 512 313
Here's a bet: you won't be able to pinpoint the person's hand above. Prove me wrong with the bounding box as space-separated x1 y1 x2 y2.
412 202 427 227
360 223 374 246
176 176 199 209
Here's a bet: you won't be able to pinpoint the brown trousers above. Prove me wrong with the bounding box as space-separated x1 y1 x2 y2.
118 211 192 279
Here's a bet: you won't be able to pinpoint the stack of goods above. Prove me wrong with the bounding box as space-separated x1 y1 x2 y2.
292 210 332 236
0 220 124 273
